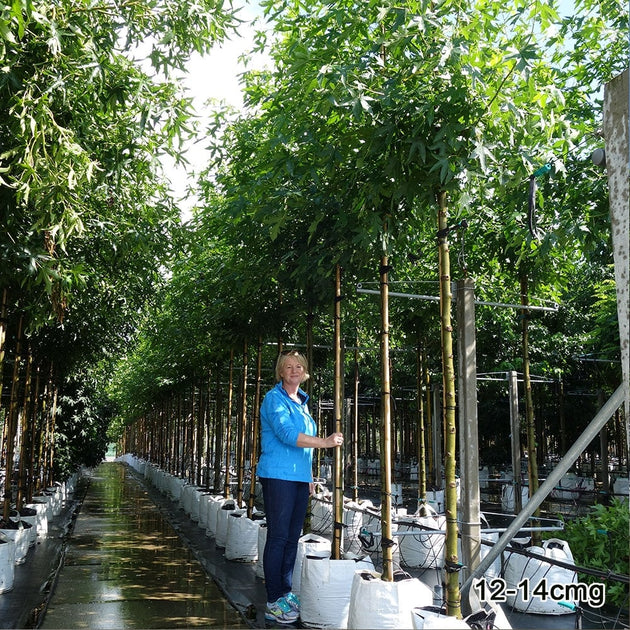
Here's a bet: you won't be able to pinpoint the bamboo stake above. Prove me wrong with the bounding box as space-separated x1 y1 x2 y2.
27 364 41 504
247 337 262 518
213 367 224 492
3 314 23 522
379 254 394 582
416 344 428 513
0 288 7 406
196 384 203 486
35 366 49 495
332 264 344 559
16 347 33 511
352 337 360 503
204 374 212 490
237 340 248 506
224 350 234 499
437 191 461 618
304 312 314 534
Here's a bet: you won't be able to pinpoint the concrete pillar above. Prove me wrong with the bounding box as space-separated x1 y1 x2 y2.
508 370 522 514
603 69 630 438
456 278 481 580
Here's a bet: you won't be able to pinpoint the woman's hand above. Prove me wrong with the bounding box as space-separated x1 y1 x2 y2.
322 432 344 448
296 431 344 449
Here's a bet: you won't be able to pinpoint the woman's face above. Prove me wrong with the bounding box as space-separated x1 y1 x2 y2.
280 356 305 386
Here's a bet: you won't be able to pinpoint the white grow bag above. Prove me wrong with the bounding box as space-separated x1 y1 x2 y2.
225 510 261 562
347 570 433 629
0 535 15 593
0 524 29 565
215 499 239 548
398 505 446 569
311 496 333 536
425 479 460 514
503 538 577 614
189 488 203 522
199 493 221 529
501 484 529 512
25 502 48 537
299 554 374 628
18 508 39 546
33 494 54 520
180 484 194 514
206 497 227 538
169 475 185 502
342 501 365 555
293 533 331 596
455 515 501 580
412 607 483 629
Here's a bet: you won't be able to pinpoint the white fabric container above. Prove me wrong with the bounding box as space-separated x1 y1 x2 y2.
311 496 334 536
299 554 374 628
501 484 530 512
0 535 15 593
293 533 331 596
411 607 470 629
342 502 365 555
0 525 29 565
348 570 433 629
18 509 38 546
504 538 577 614
206 497 227 538
398 509 446 570
189 488 203 522
225 510 259 562
215 499 239 548
25 502 48 537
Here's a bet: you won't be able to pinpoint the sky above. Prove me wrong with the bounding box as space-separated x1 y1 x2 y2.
169 1 269 219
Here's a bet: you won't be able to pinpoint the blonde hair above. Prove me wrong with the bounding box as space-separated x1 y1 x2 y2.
275 350 310 383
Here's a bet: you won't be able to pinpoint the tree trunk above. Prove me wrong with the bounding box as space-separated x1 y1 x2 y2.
247 337 263 518
304 310 314 533
27 363 41 504
224 350 234 499
379 254 394 582
0 289 7 407
437 191 461 617
195 384 203 486
352 338 360 503
332 264 344 560
204 374 212 490
416 343 427 513
520 274 540 546
213 367 224 493
425 364 434 488
236 340 248 506
3 314 23 522
16 347 33 511
559 378 566 456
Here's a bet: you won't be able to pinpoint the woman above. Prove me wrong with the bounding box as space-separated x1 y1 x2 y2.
257 350 343 625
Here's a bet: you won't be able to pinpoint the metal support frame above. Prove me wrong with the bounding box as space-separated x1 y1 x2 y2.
460 383 626 611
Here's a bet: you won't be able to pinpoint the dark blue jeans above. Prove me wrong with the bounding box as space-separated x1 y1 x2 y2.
260 477 310 603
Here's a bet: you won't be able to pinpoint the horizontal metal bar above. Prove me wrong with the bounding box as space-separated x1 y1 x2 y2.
356 287 559 312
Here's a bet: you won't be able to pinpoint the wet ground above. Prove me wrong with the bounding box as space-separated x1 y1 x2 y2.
13 462 255 629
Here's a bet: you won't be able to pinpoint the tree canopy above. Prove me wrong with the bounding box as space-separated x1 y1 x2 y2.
0 0 626 486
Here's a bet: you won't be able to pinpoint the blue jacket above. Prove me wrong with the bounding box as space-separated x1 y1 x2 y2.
257 382 316 482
